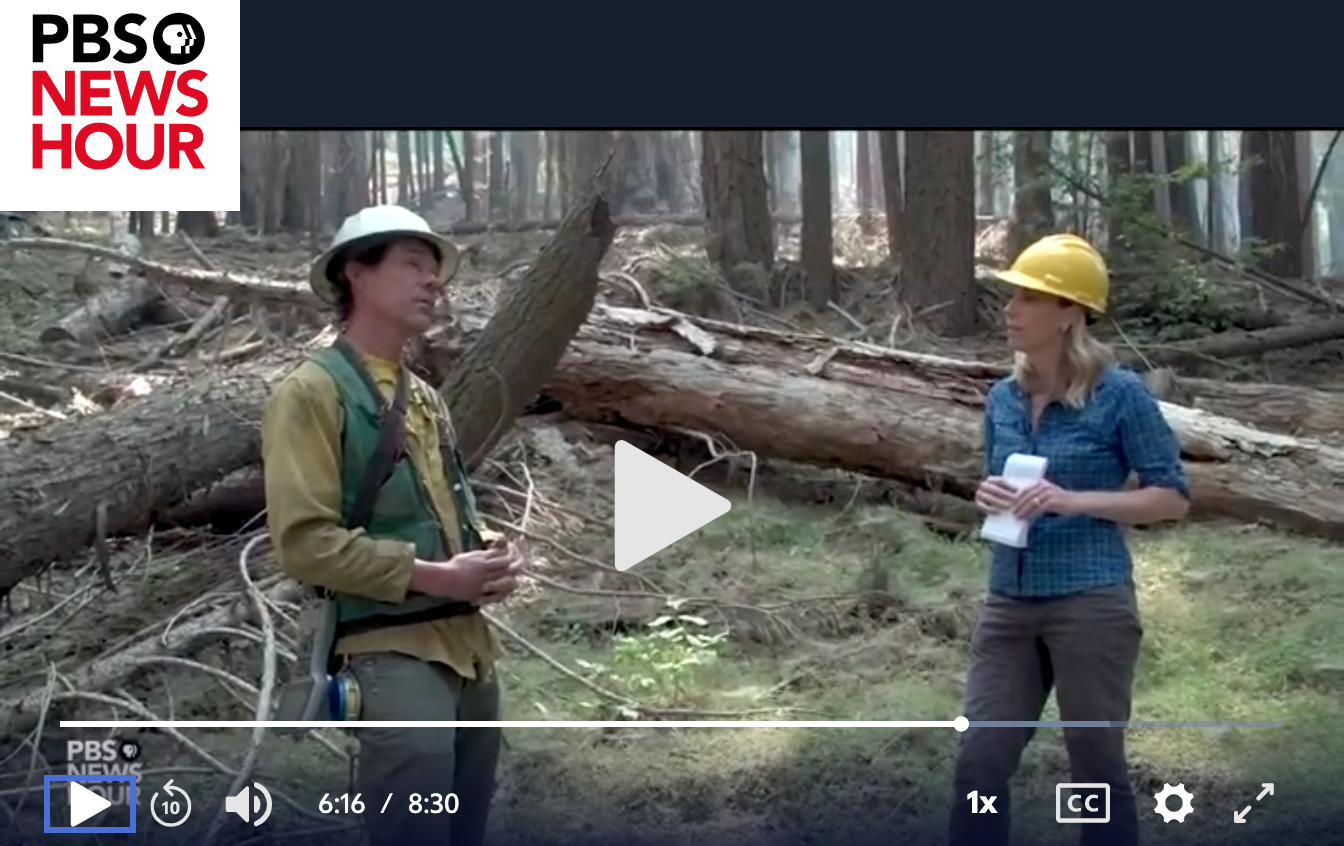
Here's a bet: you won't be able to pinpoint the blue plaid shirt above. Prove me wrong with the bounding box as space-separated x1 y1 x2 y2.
983 364 1189 598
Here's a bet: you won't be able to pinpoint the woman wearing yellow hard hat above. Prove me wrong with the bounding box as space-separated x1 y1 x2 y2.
947 233 1192 846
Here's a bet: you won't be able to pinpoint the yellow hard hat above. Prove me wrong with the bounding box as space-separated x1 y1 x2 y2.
992 233 1109 314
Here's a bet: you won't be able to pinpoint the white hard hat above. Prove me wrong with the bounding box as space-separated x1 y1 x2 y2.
308 205 461 304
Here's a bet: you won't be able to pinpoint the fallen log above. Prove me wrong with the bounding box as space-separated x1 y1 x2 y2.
38 235 157 345
1142 315 1344 369
0 188 618 595
38 277 161 345
519 308 1344 538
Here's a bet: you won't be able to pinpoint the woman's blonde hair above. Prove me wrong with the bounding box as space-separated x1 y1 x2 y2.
1012 318 1114 409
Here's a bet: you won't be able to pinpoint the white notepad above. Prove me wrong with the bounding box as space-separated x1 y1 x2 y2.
979 453 1049 548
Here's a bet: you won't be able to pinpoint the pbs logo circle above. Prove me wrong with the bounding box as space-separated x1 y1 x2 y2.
152 13 204 65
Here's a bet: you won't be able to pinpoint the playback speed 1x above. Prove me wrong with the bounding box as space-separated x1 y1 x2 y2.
319 793 461 815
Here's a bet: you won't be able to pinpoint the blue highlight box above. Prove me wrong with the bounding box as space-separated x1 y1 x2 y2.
43 775 137 834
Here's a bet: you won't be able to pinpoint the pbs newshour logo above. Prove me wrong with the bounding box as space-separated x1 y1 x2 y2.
0 0 240 212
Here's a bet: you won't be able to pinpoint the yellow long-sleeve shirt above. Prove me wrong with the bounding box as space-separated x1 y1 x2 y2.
260 348 500 679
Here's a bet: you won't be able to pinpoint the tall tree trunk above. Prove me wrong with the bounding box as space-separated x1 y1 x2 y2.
488 131 507 221
543 131 558 219
651 131 677 211
375 131 388 205
396 130 413 206
289 131 323 248
1206 131 1225 251
1295 131 1319 277
1164 131 1195 235
413 132 425 201
699 131 774 273
800 131 835 310
620 131 661 214
510 131 540 222
263 131 287 233
565 131 616 209
670 131 698 214
1242 130 1306 278
1105 130 1134 267
1010 130 1053 259
976 131 997 217
1132 131 1157 218
877 131 904 261
856 129 873 228
331 131 369 223
771 131 800 216
462 131 478 222
902 131 980 336
432 130 445 193
870 131 886 215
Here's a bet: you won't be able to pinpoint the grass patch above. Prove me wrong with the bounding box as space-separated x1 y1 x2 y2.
489 498 1344 844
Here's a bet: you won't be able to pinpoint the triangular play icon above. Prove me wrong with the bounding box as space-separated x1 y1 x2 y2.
69 781 112 827
614 440 731 571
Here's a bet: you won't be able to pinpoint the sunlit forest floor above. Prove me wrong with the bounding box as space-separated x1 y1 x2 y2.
0 216 1340 845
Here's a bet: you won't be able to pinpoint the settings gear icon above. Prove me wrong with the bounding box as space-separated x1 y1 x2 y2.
1153 783 1195 823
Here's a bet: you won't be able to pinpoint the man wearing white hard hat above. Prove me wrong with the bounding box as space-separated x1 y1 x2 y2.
261 205 523 846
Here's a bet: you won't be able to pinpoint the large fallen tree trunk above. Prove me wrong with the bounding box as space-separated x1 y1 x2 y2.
521 308 1344 540
0 188 617 595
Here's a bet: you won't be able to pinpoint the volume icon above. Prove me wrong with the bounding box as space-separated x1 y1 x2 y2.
224 782 272 826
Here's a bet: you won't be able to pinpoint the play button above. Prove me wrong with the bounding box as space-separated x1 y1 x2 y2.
614 440 731 571
69 781 112 826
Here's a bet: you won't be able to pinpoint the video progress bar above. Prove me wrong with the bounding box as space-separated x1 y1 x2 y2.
58 718 1283 730
970 720 1284 728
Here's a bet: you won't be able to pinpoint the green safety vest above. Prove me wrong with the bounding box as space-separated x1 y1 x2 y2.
309 343 484 639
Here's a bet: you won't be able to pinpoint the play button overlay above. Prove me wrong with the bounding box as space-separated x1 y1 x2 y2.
43 775 137 834
70 781 112 826
614 440 731 571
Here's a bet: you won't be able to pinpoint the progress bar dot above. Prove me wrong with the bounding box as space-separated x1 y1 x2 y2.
954 716 969 732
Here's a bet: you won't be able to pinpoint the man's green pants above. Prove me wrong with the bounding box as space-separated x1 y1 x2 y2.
346 652 502 846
